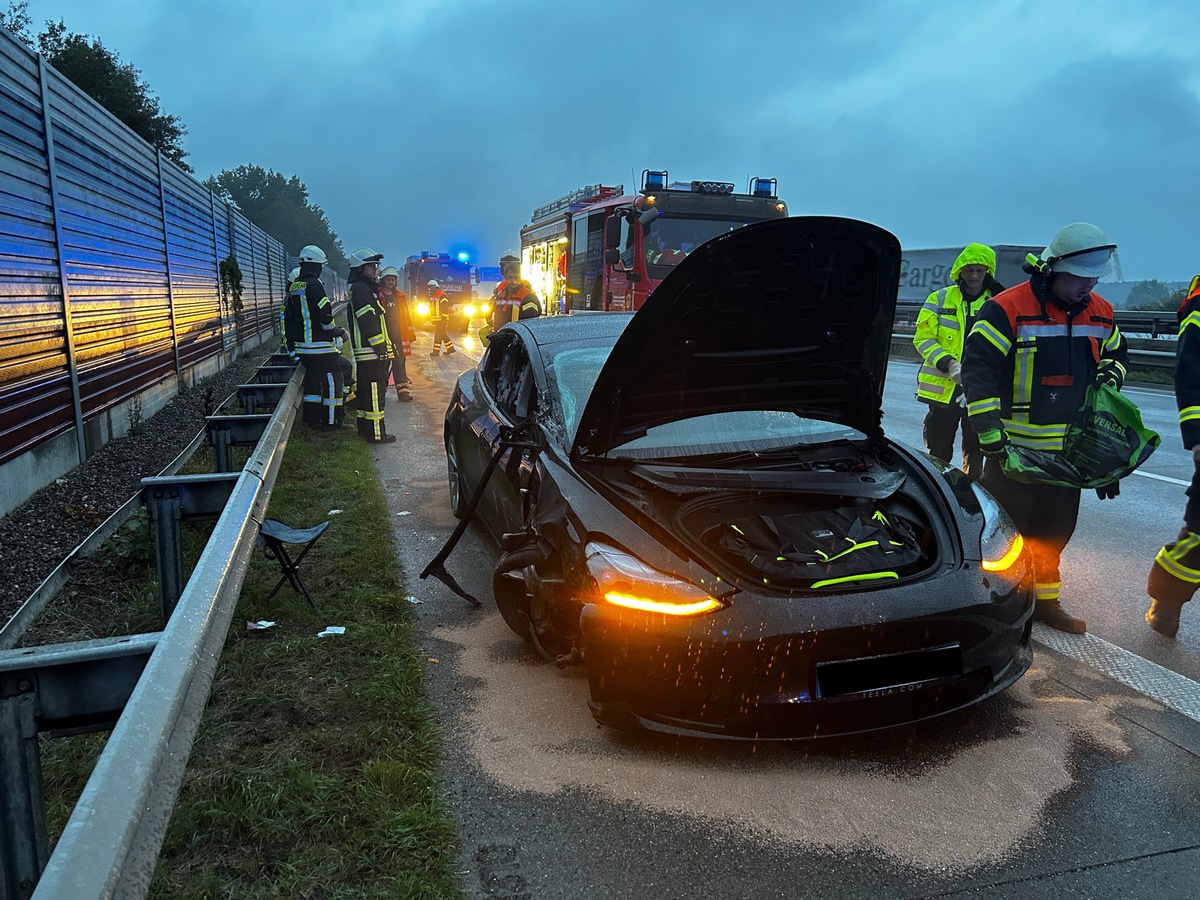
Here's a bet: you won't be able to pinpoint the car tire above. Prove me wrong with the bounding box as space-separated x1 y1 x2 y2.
445 432 468 519
492 547 539 642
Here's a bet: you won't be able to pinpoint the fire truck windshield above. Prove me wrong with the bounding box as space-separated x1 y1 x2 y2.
642 215 763 278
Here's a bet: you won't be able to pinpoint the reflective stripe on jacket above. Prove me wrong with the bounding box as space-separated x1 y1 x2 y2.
913 284 994 404
962 279 1128 451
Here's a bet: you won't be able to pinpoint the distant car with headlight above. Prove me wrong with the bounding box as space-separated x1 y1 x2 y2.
442 217 1034 740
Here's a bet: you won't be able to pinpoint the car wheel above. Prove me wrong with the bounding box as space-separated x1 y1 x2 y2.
445 432 467 519
492 548 538 641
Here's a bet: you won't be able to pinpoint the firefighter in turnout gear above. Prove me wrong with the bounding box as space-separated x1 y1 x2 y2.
913 243 1004 478
346 248 396 444
428 280 456 356
1146 274 1200 637
962 222 1127 634
284 245 348 429
378 265 413 401
481 251 541 346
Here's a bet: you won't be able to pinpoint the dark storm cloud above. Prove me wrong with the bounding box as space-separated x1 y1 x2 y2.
22 0 1200 279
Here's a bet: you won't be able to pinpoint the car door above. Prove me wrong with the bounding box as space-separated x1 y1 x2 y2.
473 331 538 534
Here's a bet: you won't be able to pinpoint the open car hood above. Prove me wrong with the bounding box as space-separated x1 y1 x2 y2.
572 216 902 457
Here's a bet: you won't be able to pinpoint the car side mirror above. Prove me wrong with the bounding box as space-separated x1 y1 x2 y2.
639 207 660 228
604 248 620 265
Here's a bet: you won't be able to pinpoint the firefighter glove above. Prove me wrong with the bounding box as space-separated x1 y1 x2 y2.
1095 481 1120 500
978 429 1009 460
948 360 963 385
1096 368 1121 389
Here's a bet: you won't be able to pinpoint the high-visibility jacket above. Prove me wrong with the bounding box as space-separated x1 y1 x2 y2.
380 287 413 356
347 273 393 363
284 273 340 357
914 284 996 404
962 277 1128 451
1175 276 1200 449
490 279 541 330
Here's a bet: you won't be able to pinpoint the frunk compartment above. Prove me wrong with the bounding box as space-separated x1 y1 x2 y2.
676 491 938 589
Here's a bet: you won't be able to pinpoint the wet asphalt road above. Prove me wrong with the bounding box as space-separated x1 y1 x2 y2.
371 336 1200 899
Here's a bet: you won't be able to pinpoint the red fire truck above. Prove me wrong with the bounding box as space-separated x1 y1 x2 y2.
519 170 788 312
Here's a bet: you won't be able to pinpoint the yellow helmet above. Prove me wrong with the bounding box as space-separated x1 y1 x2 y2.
478 323 494 346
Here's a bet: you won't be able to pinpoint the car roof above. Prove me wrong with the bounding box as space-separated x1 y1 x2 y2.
515 312 633 355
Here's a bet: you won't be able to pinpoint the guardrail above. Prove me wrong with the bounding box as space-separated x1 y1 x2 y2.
890 331 1174 373
894 305 1180 338
0 358 303 899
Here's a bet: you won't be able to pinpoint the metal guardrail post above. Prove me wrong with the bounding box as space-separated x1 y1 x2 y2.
0 691 46 900
143 485 183 623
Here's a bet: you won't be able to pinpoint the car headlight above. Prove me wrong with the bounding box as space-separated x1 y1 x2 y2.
416 301 430 318
462 304 477 317
970 483 1025 573
585 541 724 616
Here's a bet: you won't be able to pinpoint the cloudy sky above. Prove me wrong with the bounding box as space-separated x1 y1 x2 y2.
16 0 1200 280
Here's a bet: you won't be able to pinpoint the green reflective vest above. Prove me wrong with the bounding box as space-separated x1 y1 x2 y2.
913 285 993 405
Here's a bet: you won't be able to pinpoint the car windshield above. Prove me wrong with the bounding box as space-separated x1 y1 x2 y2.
546 345 864 457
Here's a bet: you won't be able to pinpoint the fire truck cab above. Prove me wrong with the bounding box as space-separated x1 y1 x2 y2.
520 170 788 313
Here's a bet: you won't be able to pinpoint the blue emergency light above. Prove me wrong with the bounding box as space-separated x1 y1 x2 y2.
642 169 669 193
750 177 777 198
457 252 470 262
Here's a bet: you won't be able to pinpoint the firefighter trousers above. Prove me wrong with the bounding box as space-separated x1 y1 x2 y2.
351 357 391 442
299 352 344 428
922 399 982 478
979 460 1080 603
1148 460 1200 605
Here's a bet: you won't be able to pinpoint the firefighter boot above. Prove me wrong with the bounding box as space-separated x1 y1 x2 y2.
1033 599 1087 634
1145 597 1185 638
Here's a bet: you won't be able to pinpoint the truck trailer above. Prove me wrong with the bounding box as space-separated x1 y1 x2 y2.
519 170 789 313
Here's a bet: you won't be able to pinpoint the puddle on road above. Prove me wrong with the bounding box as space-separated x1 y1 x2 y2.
432 614 1134 873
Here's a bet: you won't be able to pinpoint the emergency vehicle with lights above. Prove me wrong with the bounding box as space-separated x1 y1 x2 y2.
402 251 486 332
519 170 789 312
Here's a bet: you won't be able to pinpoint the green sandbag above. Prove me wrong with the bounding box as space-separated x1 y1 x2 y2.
1000 383 1159 488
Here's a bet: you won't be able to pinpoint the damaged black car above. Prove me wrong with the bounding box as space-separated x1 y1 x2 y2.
440 216 1034 739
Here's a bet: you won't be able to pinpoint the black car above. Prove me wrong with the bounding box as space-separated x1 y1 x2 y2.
442 217 1034 740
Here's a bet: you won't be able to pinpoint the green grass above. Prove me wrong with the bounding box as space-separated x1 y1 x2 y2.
39 422 463 899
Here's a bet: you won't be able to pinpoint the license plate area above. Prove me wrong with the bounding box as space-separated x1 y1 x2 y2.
816 643 963 699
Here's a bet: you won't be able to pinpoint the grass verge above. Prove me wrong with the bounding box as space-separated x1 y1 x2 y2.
40 422 463 899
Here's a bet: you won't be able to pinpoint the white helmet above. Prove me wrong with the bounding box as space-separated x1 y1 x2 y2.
379 265 399 279
288 266 300 282
298 245 327 264
427 279 439 287
1041 223 1116 279
348 247 384 269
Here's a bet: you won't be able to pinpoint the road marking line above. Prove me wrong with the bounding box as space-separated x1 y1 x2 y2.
1132 470 1190 487
1034 623 1200 722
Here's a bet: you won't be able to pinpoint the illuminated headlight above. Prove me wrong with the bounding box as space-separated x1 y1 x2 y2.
971 484 1026 574
462 304 477 317
480 303 491 315
584 541 724 617
416 301 431 317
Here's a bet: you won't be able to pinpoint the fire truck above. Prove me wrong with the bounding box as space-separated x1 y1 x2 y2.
401 251 485 332
519 170 788 312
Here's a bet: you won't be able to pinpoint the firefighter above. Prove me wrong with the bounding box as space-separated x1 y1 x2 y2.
284 245 348 429
913 243 1004 478
962 223 1127 634
428 279 456 356
346 248 396 444
481 252 541 345
1146 274 1200 637
378 265 413 401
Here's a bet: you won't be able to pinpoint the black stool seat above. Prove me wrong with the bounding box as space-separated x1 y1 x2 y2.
257 518 331 610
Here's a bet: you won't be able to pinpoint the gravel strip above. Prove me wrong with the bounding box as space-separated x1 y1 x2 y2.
0 352 269 625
